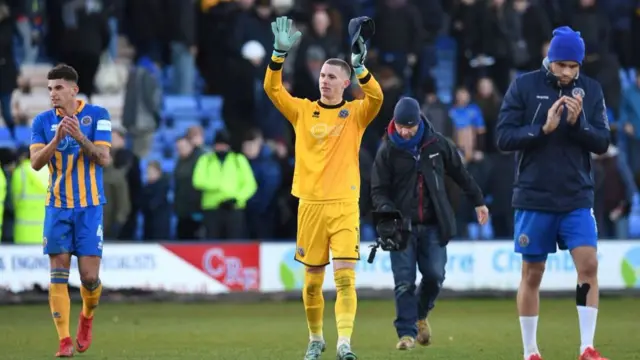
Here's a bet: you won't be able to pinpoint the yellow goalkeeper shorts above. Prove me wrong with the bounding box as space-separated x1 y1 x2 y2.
295 200 361 267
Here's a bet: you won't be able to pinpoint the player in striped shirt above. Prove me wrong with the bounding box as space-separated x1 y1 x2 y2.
30 64 112 357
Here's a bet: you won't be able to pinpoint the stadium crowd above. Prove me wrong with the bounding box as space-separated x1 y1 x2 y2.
0 0 640 243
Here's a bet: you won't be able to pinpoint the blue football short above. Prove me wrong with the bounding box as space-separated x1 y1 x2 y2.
43 205 104 257
513 208 597 263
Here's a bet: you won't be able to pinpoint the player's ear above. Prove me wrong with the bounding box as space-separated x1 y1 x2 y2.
343 79 351 89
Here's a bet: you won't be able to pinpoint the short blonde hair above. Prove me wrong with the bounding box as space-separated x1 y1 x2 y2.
324 58 352 78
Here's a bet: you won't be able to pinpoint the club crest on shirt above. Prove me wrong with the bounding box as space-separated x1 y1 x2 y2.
81 116 92 126
338 109 349 118
518 234 529 247
572 87 585 98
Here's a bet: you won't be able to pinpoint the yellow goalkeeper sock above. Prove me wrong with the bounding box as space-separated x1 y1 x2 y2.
303 271 325 340
81 279 102 318
334 268 357 344
49 268 71 340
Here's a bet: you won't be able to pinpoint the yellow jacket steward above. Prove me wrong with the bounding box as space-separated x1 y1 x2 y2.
12 159 48 244
192 151 257 210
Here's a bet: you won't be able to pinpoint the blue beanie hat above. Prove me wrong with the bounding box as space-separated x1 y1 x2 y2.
393 97 421 126
547 26 585 65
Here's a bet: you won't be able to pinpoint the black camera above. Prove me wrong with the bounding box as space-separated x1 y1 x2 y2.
367 209 412 263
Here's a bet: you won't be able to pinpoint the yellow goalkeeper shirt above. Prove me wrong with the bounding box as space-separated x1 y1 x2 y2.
264 54 383 202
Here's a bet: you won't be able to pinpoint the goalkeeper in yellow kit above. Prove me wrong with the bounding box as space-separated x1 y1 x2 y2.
264 16 383 360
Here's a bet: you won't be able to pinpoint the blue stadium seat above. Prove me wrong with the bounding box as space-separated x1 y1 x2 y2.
160 158 176 173
163 95 201 123
0 127 15 148
210 119 225 132
161 126 189 145
200 96 223 115
164 95 198 112
150 142 167 156
152 129 165 143
200 96 223 126
14 126 30 146
174 118 200 131
433 35 457 103
138 158 149 183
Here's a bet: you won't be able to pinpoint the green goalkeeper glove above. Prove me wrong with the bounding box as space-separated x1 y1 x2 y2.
271 16 302 54
351 36 367 69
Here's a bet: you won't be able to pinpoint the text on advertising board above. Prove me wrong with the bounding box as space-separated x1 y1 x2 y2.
162 243 260 291
1 254 156 271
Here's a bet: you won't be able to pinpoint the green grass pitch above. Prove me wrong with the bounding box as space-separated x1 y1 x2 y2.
1 298 638 359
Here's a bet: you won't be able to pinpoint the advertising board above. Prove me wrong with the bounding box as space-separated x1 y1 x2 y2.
259 241 640 292
0 242 261 293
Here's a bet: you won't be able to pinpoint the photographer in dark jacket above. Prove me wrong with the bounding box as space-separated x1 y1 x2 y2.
371 97 488 350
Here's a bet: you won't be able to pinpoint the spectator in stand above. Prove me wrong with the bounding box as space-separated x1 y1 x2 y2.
362 66 403 157
292 45 326 101
142 160 172 240
10 75 32 126
231 0 275 69
512 0 552 72
123 0 164 61
474 77 514 238
46 0 110 99
619 70 640 184
163 0 197 95
102 150 131 240
372 0 424 79
421 78 453 140
474 77 501 155
122 56 162 158
186 125 207 152
223 40 267 140
593 144 638 239
599 0 636 72
410 0 444 84
242 128 281 239
265 138 297 239
478 0 519 94
14 0 44 64
0 0 17 138
111 125 143 240
450 86 489 236
174 135 204 240
450 0 483 89
293 8 344 80
571 0 623 113
449 86 485 164
192 130 257 240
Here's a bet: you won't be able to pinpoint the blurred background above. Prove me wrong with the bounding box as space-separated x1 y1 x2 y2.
1 3 640 356
0 0 639 245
